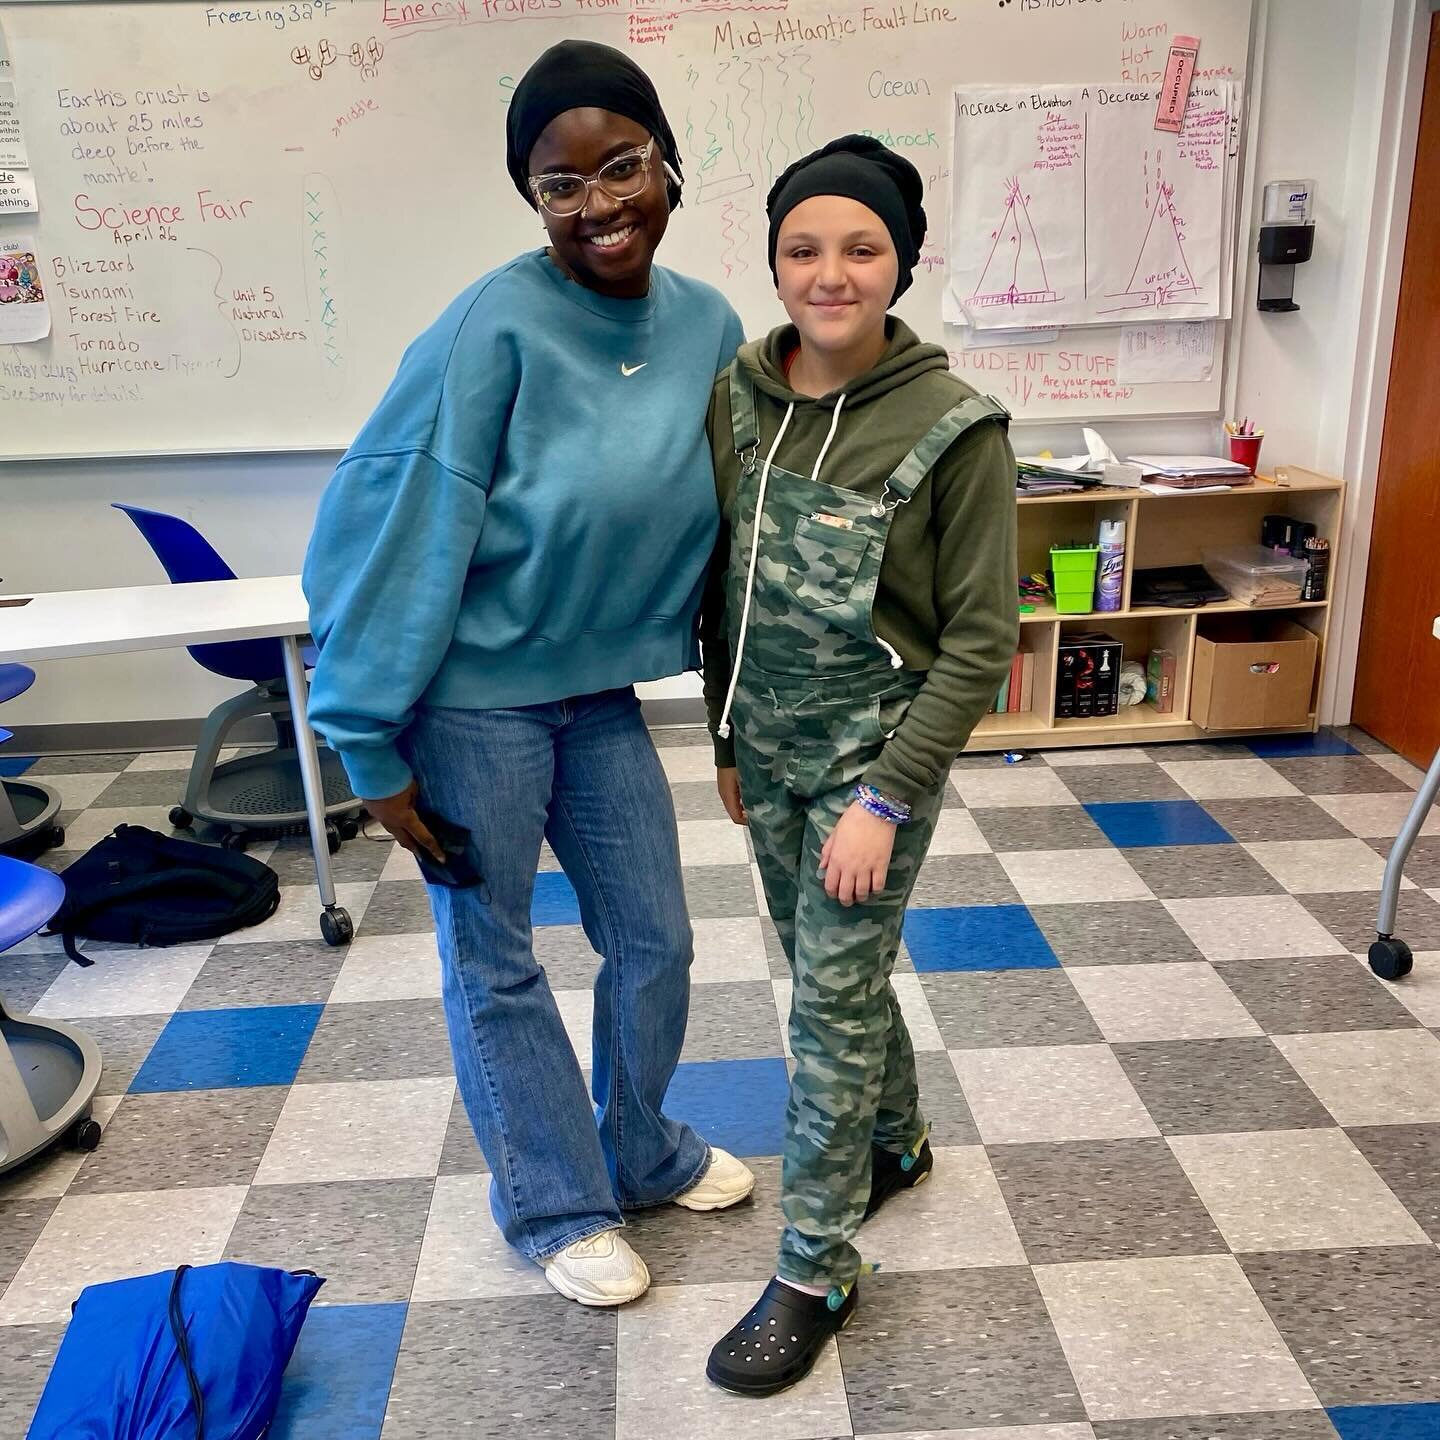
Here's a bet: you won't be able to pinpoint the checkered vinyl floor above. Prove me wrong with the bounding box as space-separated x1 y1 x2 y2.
3 726 1440 1440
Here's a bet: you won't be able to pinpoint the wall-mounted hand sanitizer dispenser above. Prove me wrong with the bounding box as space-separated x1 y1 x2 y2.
1257 180 1315 312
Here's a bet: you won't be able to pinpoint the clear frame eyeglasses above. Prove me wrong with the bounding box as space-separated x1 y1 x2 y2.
529 137 655 218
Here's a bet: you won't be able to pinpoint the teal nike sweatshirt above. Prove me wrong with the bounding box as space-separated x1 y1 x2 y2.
303 250 744 799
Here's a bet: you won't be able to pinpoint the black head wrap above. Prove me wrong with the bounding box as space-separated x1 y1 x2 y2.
766 135 926 303
506 41 682 211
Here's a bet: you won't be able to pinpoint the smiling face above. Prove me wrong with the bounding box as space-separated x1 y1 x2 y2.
527 107 670 300
774 194 899 367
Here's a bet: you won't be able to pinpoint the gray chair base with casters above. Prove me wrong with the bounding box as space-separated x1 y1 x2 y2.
1 1005 103 1175
167 681 361 854
1 854 103 1176
0 772 64 856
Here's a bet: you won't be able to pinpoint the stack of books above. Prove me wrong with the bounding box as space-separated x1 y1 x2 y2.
990 647 1035 715
1016 461 1101 497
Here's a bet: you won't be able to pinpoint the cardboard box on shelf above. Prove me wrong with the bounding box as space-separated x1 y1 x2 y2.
1191 617 1318 731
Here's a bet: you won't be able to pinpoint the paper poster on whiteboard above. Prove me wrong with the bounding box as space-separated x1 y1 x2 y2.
0 238 51 343
947 82 1238 332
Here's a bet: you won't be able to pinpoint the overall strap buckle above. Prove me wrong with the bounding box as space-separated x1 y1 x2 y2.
871 393 1010 516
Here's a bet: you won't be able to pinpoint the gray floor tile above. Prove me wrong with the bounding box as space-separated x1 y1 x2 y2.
437 1090 488 1176
1239 1244 1440 1405
533 925 603 989
1093 1416 1343 1440
0 1324 66 1436
381 1296 616 1439
668 780 731 821
1033 900 1206 966
356 880 436 938
938 777 967 807
916 1047 981 1146
650 727 710 748
1143 741 1252 763
990 1138 1226 1264
1200 798 1353 842
760 917 790 977
681 981 785 1062
922 970 1103 1049
1112 1038 1337 1134
225 1177 435 1304
73 1013 169 1095
27 752 136 774
0 1197 58 1287
296 999 452 1083
684 864 759 918
91 770 191 807
970 805 1113 851
1270 756 1410 796
1298 889 1440 952
624 1158 781 1285
1332 726 1389 755
267 832 395 884
1055 765 1190 804
1346 1125 1440 1241
1217 955 1422 1035
838 1267 1086 1433
69 1087 289 1192
910 853 1021 908
1 952 72 1012
1124 845 1286 900
180 940 346 1010
1368 835 1440 886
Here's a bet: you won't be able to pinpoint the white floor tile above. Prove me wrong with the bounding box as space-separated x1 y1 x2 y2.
0 1096 123 1200
1160 760 1300 801
677 817 751 867
1366 950 1440 1024
60 807 178 849
691 917 770 984
891 972 946 1052
926 809 992 855
950 767 1078 810
772 978 794 1059
659 748 723 785
0 1186 248 1324
615 1281 851 1440
1314 792 1440 840
1244 838 1409 894
998 849 1151 906
44 772 123 811
1168 1129 1429 1251
1163 895 1346 963
329 933 441 1003
1045 749 1153 768
410 1173 548 1301
30 944 214 1018
224 882 375 944
125 749 195 772
1372 752 1427 789
1272 1029 1440 1126
254 1077 455 1185
554 987 594 1070
1067 963 1263 1043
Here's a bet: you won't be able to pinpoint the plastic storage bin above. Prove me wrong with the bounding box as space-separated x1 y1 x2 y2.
1203 545 1308 607
1050 545 1101 614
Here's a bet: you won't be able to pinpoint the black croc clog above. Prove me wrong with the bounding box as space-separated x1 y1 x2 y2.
865 1135 934 1220
706 1277 857 1397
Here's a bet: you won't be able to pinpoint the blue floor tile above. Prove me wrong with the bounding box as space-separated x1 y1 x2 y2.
904 905 1059 972
130 1004 324 1092
1084 800 1232 848
532 870 582 927
0 755 36 777
665 1057 791 1158
270 1302 408 1440
1328 1403 1440 1439
1248 730 1360 758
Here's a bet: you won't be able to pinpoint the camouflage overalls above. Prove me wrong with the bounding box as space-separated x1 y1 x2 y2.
720 368 1007 1290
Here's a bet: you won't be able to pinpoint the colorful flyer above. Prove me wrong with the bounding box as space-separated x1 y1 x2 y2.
0 237 51 343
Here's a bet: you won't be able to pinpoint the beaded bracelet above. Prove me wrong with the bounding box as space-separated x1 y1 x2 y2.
854 783 912 825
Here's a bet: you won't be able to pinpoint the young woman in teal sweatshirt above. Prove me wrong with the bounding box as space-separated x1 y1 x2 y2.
303 41 754 1308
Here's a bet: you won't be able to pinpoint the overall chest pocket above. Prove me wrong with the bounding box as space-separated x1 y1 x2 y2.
784 515 872 610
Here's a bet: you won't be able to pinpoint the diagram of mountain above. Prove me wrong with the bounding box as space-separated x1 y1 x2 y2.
970 178 1060 310
1102 177 1202 313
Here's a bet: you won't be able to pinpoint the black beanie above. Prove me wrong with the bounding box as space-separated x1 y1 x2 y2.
766 135 927 303
506 41 682 211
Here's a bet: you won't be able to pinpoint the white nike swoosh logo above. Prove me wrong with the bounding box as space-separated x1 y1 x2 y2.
620 362 647 376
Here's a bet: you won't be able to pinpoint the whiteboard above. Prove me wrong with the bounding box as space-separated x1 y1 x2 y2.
0 0 1253 458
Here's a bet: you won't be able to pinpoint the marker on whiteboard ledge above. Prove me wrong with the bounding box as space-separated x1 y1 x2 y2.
1154 34 1200 134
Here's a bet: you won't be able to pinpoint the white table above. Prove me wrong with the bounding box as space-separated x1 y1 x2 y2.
0 576 352 943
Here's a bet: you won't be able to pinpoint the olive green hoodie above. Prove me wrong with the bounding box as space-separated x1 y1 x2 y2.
701 318 1019 807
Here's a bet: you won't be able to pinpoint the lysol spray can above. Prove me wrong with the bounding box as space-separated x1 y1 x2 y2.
1096 519 1126 612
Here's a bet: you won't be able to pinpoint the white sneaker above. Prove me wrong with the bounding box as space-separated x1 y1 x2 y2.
542 1229 650 1307
674 1147 757 1211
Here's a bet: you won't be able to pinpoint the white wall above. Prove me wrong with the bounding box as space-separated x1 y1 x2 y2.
0 0 1418 734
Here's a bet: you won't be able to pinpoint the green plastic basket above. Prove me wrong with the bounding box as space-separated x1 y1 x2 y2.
1050 544 1100 614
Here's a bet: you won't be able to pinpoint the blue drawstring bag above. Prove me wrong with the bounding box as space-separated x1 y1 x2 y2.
27 1262 324 1440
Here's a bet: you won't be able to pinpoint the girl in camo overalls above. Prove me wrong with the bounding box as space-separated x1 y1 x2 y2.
700 136 1018 1395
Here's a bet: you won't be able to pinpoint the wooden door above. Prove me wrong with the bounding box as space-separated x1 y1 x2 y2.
1353 13 1440 766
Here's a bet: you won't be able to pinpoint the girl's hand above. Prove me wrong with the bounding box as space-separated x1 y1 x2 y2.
819 801 897 906
717 767 748 826
366 780 445 863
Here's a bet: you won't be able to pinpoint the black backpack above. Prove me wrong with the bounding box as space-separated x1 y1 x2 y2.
51 825 281 965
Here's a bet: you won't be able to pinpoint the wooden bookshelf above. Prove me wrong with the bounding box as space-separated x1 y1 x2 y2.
968 473 1345 753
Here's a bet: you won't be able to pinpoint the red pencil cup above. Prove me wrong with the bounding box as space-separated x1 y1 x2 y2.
1228 434 1263 473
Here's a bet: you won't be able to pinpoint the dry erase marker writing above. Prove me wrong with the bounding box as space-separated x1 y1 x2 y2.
1155 34 1200 134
